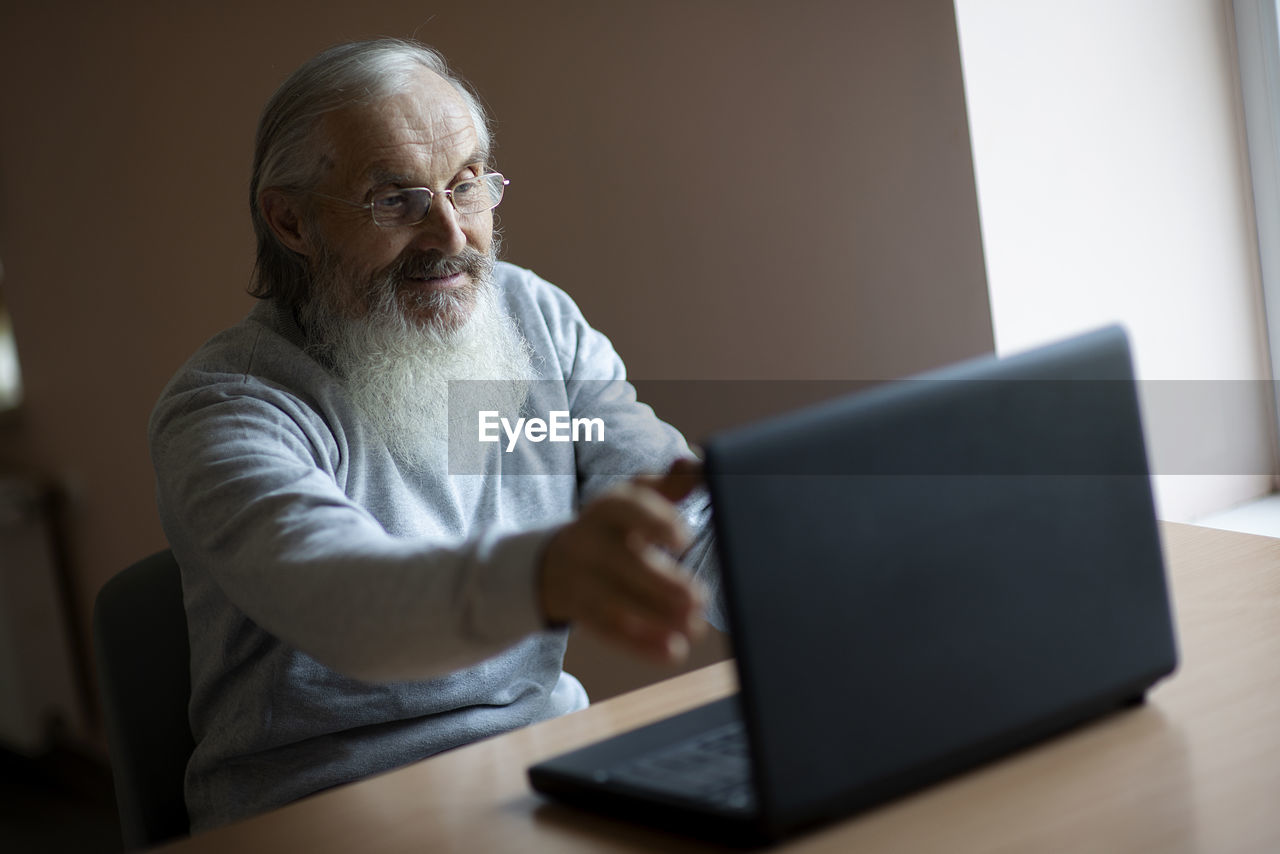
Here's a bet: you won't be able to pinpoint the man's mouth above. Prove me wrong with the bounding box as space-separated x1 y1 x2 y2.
390 248 490 299
405 270 467 289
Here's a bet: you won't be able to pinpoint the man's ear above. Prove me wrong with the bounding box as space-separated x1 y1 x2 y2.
260 189 312 257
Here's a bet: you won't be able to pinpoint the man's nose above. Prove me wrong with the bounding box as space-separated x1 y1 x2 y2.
408 196 467 255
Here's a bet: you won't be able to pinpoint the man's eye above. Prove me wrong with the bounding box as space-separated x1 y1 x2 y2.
373 192 408 209
452 180 477 196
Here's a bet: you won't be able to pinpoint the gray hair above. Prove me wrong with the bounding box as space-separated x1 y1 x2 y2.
247 38 492 306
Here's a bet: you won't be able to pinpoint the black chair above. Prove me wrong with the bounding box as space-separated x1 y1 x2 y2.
93 549 194 850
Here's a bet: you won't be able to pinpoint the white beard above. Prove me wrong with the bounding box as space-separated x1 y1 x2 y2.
301 258 534 468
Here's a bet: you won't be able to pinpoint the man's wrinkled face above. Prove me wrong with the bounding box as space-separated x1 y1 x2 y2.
302 67 495 330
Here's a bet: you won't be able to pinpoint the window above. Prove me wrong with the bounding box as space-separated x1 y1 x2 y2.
955 0 1276 522
0 258 22 412
1235 0 1280 432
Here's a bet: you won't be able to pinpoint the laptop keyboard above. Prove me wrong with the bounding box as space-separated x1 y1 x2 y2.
599 721 756 813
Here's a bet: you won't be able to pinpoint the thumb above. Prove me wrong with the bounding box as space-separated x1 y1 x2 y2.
649 457 703 503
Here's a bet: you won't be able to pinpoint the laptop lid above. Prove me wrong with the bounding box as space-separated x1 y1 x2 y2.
704 324 1178 838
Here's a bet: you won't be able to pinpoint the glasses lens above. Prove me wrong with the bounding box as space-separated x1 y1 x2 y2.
451 173 506 214
370 188 432 226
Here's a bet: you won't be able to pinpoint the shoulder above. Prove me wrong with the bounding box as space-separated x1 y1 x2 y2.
156 303 330 406
490 262 612 379
490 261 591 335
490 261 626 381
149 302 346 458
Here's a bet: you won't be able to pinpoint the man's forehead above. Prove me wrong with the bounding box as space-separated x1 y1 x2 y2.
320 69 482 186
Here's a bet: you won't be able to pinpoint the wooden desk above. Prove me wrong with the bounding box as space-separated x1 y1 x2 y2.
156 522 1280 852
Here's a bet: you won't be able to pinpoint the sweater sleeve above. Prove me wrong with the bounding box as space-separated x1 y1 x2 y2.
150 354 556 685
518 272 726 630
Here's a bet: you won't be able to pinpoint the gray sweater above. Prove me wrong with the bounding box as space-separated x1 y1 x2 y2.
150 263 718 831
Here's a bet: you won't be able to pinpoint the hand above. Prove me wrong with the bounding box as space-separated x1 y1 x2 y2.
538 458 707 664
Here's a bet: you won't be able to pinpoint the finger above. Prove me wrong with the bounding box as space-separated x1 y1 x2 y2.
539 496 686 626
546 517 707 640
556 521 701 632
633 457 703 504
602 539 707 636
540 517 689 615
541 522 706 663
587 485 692 553
650 457 703 503
578 598 695 665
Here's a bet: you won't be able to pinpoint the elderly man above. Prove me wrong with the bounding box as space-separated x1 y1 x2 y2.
150 38 719 831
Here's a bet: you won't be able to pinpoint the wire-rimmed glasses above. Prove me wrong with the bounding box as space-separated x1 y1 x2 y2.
313 172 509 228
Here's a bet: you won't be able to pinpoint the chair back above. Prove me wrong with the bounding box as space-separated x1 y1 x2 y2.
93 549 193 850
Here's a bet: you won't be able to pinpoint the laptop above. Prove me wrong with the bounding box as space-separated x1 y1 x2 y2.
528 325 1179 846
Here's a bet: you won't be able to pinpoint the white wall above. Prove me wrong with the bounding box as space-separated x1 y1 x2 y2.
955 0 1276 521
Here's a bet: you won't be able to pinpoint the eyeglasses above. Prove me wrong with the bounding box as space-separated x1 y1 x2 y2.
313 172 509 228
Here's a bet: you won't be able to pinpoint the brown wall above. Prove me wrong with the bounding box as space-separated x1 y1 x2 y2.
0 0 992 719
